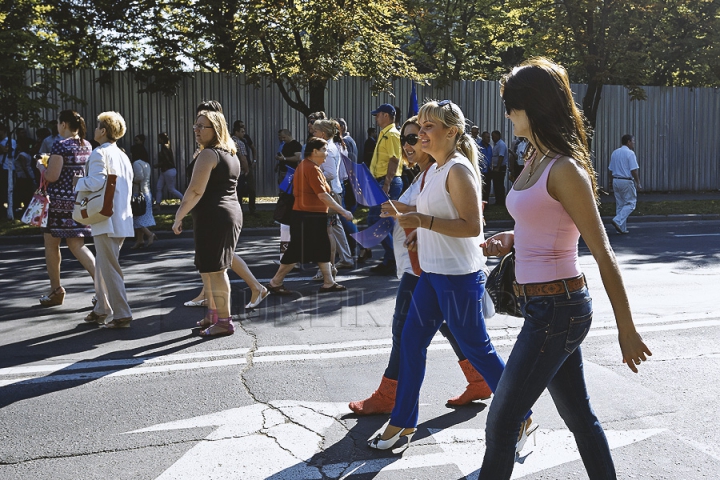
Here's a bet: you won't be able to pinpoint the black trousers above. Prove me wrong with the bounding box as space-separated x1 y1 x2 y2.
488 167 507 206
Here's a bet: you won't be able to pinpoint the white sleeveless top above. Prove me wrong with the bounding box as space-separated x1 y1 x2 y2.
416 155 486 275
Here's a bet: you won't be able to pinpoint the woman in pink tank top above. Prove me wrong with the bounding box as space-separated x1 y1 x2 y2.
479 58 652 480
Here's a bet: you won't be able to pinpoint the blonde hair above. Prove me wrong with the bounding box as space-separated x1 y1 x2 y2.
97 111 126 141
312 119 338 140
197 110 237 155
418 100 480 180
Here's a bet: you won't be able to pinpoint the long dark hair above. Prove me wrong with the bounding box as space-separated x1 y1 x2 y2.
58 110 86 141
500 57 597 200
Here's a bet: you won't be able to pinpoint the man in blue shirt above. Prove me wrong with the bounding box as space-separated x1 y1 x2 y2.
479 131 493 204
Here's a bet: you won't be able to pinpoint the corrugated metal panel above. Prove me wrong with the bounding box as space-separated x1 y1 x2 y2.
22 70 720 194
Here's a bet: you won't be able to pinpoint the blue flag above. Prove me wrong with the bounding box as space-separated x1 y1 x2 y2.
279 166 295 194
408 82 419 118
341 154 388 207
351 217 395 249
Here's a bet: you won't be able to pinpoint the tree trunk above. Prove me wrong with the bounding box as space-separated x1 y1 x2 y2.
307 79 326 116
582 80 603 151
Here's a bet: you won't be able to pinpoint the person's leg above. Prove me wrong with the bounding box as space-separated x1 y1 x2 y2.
94 235 132 321
378 177 403 266
131 228 144 248
439 322 466 360
479 289 592 480
44 234 63 291
386 273 421 379
270 263 295 288
387 273 445 430
349 273 419 415
200 270 234 336
327 224 337 266
440 321 494 406
66 236 96 280
92 241 111 317
435 272 505 390
330 220 352 264
247 170 256 213
494 168 506 206
166 168 184 200
156 173 165 204
318 262 336 288
231 253 265 303
615 180 636 232
547 346 616 478
481 172 490 203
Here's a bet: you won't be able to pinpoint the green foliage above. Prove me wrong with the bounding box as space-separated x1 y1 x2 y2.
2 0 719 124
403 0 524 85
130 0 417 114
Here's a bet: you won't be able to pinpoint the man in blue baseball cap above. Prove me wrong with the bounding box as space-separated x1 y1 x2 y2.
365 103 403 275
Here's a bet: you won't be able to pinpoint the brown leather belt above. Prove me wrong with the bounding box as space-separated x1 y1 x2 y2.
513 275 586 297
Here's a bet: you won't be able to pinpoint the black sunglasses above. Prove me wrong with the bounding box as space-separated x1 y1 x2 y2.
400 134 419 146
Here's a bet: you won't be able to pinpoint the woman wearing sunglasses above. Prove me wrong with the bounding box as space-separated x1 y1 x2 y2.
349 117 492 417
368 100 521 451
478 58 651 479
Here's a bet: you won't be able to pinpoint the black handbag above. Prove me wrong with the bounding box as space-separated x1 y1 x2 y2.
273 191 295 225
486 251 523 317
131 193 147 217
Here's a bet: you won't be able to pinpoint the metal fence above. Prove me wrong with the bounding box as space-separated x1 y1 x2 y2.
25 70 720 195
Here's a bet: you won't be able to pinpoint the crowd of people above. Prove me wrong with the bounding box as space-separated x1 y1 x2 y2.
6 57 653 478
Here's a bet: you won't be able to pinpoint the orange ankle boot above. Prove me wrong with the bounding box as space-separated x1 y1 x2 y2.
446 359 492 406
348 376 397 415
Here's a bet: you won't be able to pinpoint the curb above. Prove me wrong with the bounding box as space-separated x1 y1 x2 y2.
1 214 718 246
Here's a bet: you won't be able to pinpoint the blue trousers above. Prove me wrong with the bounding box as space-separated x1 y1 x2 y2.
384 273 466 380
390 270 506 428
367 177 402 266
479 287 615 480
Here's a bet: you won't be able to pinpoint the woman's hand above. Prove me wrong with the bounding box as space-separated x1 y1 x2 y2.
396 212 425 229
404 229 418 252
172 217 183 235
481 231 514 257
340 209 353 221
380 200 412 217
619 330 652 373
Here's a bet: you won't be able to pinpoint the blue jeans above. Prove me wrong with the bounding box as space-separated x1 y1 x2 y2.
367 176 402 266
480 287 615 480
390 270 507 428
384 273 466 380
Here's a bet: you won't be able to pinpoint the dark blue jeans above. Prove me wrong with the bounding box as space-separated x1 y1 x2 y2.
384 273 466 380
367 176 403 266
480 287 615 480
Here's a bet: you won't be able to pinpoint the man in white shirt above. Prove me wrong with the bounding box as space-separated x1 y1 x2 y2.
608 134 643 234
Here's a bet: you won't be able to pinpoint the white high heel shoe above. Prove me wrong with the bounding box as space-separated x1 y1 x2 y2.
516 417 539 456
367 422 416 451
245 286 269 309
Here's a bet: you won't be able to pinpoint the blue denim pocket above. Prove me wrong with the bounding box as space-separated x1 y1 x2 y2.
565 310 592 354
521 289 592 356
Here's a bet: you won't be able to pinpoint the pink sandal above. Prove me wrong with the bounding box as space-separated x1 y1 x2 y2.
196 309 218 328
199 317 235 337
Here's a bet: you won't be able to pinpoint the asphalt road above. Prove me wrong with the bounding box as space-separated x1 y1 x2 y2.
0 219 719 479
